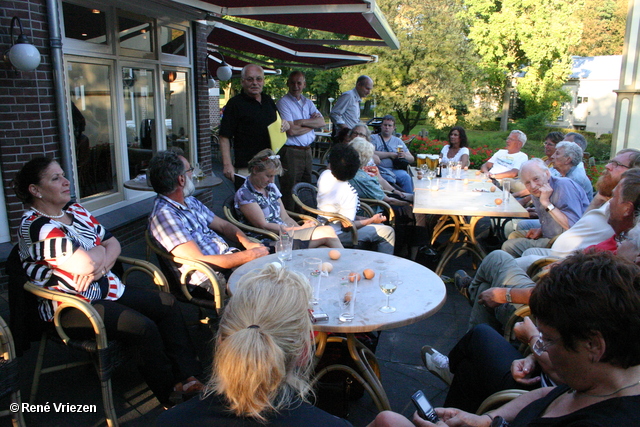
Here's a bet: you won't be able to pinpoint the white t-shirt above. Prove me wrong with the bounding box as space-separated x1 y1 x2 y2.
488 149 528 174
316 169 359 221
440 145 470 164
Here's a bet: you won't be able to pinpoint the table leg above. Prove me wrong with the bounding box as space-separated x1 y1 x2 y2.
434 216 487 276
313 332 390 411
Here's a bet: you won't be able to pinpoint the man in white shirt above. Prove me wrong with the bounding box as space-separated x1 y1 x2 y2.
276 71 325 210
480 130 529 179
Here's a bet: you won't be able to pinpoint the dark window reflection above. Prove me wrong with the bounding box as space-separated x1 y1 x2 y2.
160 27 186 56
118 15 153 52
62 2 107 44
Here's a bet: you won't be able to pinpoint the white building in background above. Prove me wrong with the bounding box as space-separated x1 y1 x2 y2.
553 55 622 137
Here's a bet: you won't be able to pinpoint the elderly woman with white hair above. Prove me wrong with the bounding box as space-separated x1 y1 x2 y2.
157 264 353 426
348 137 413 211
550 141 593 201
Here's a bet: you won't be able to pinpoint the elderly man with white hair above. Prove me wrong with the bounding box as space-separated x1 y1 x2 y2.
480 130 529 179
550 141 593 200
501 158 588 257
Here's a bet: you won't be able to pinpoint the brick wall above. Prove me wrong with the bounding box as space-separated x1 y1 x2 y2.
1 0 58 243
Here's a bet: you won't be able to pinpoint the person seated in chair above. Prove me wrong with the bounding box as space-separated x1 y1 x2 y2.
369 250 640 427
234 149 342 249
148 150 269 294
371 115 414 192
157 264 353 427
317 144 396 254
13 157 204 408
501 159 588 257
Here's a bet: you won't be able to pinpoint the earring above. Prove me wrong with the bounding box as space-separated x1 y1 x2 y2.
38 195 42 199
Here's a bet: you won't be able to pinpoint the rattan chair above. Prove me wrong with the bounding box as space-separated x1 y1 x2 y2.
145 230 225 316
8 247 169 427
291 182 359 247
0 315 26 427
476 389 528 415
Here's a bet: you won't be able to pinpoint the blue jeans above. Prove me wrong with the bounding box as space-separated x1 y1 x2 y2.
392 168 413 192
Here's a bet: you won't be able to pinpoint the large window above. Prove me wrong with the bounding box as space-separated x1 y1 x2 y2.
61 1 194 211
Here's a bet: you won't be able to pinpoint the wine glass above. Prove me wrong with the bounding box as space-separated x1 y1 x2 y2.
379 271 400 313
426 169 436 187
276 240 292 267
304 257 323 304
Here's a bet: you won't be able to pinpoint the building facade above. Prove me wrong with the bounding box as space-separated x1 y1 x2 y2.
1 0 214 246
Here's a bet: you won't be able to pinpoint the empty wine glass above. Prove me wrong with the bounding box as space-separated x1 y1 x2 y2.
276 240 292 267
379 271 400 313
304 257 323 304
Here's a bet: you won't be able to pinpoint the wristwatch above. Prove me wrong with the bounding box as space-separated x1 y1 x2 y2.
545 203 555 212
491 416 510 427
505 288 512 303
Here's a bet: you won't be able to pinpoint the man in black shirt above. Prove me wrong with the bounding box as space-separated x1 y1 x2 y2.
219 64 289 180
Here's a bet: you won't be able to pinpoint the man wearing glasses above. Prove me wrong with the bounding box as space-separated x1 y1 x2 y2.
148 150 269 293
219 64 290 181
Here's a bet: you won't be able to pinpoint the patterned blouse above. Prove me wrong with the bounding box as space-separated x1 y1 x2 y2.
18 203 125 322
234 179 285 237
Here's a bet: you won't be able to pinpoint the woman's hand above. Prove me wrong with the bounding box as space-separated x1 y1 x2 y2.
513 316 538 344
511 355 541 386
72 272 98 292
412 408 491 427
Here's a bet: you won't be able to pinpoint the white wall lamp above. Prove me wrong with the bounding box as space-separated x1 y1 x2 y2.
4 16 41 72
211 51 232 81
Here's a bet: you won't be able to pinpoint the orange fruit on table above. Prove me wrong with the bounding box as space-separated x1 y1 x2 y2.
495 198 503 205
329 249 341 260
490 185 497 192
349 272 362 282
363 268 375 280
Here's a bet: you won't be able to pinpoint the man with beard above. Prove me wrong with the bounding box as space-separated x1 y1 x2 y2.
147 150 269 292
514 148 640 268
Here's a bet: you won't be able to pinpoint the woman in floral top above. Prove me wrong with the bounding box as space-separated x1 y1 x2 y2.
234 149 342 249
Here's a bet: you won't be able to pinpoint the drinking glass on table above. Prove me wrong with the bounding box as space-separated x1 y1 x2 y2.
276 239 293 267
379 271 400 313
304 257 323 304
279 224 294 261
338 270 358 322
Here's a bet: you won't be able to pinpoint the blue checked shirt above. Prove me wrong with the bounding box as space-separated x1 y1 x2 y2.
149 195 233 285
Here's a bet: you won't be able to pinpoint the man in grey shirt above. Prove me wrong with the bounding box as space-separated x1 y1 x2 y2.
330 75 373 133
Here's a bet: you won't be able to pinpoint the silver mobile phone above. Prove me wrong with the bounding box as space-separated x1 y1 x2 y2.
411 390 439 423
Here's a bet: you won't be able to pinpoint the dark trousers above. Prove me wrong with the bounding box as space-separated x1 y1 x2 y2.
59 286 202 405
280 145 313 211
445 324 534 412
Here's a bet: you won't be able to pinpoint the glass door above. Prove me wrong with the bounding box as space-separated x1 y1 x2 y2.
123 67 156 180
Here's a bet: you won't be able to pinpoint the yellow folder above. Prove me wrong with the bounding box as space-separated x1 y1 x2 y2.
269 112 287 154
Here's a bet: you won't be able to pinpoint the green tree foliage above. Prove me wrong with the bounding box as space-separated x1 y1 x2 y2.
462 0 583 120
339 0 482 133
570 0 628 57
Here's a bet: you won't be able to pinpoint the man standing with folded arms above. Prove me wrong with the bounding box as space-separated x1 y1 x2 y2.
276 71 325 210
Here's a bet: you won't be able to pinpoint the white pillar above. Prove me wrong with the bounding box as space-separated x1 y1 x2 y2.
612 0 640 154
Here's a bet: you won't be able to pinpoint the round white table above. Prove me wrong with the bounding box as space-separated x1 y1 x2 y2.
227 247 447 410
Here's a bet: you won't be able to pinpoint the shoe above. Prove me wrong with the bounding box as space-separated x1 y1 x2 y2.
171 377 205 405
421 345 453 385
454 270 473 300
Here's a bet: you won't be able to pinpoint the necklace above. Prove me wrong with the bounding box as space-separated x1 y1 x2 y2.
572 380 640 398
32 207 65 219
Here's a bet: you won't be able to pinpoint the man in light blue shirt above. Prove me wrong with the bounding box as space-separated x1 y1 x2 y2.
276 71 325 210
330 75 373 132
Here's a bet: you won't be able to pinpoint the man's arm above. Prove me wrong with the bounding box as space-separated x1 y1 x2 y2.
219 135 235 181
209 215 263 250
489 168 519 179
585 192 610 213
480 161 494 174
287 113 325 137
171 240 268 270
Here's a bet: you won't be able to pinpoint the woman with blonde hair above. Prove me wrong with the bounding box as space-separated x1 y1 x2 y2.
157 264 353 426
235 148 342 249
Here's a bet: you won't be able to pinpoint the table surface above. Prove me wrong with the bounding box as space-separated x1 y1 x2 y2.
227 248 447 333
123 173 222 191
412 168 529 218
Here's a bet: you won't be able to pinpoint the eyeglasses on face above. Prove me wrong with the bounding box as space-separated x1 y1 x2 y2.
183 166 194 175
607 159 631 169
352 132 367 137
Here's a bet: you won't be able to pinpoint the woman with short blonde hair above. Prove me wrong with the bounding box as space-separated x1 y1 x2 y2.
157 264 353 426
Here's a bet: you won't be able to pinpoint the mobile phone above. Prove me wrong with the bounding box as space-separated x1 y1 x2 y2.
411 390 439 423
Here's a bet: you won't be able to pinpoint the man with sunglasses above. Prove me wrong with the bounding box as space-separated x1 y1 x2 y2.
219 64 290 181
